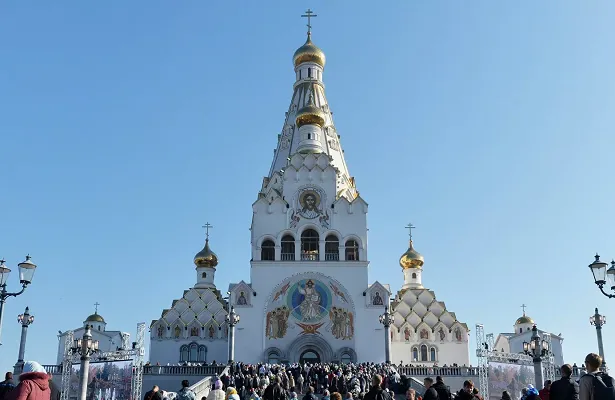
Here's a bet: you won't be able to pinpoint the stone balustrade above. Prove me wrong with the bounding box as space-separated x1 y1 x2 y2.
143 365 227 376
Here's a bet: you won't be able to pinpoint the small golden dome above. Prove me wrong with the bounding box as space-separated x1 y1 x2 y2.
296 90 326 128
85 313 105 323
515 315 534 325
399 240 424 269
293 33 326 68
194 238 218 268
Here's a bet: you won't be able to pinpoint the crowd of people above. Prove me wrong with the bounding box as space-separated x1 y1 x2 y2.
0 353 611 400
145 354 612 400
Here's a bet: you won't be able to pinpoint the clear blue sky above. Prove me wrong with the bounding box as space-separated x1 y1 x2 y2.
1 2 614 374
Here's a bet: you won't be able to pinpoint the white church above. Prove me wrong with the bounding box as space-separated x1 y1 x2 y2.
147 24 471 367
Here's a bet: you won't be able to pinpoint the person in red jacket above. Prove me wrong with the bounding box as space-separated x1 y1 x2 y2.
539 380 552 400
7 361 50 400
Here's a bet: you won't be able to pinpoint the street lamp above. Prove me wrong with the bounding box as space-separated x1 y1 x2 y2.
14 306 35 373
71 325 100 400
590 308 607 370
378 305 395 364
523 325 550 388
0 256 38 345
225 306 240 364
588 254 615 298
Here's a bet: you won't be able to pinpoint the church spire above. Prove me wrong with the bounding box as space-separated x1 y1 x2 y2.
268 11 355 200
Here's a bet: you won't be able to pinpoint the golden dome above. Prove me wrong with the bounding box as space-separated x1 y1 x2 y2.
399 240 424 269
515 315 534 325
293 33 326 68
85 313 105 323
194 238 218 268
296 90 326 128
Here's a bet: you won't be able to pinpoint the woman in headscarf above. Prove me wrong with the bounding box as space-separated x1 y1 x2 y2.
206 380 225 400
225 387 240 400
7 362 50 400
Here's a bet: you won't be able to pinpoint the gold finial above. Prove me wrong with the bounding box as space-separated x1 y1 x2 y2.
94 302 100 314
202 222 214 240
405 223 416 241
521 304 527 316
301 9 318 36
194 222 218 268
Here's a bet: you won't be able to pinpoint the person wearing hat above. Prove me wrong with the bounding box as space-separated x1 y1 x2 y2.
206 380 225 400
6 362 49 400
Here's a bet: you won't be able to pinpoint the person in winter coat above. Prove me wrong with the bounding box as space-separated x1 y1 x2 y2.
303 386 317 400
432 377 451 400
0 372 16 400
207 380 225 400
421 378 438 400
225 387 240 400
550 365 579 400
177 380 196 400
363 375 391 400
7 361 50 400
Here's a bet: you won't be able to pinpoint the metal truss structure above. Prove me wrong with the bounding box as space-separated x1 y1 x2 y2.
543 334 556 382
130 323 146 400
476 324 490 400
60 330 74 400
59 323 146 400
475 324 534 400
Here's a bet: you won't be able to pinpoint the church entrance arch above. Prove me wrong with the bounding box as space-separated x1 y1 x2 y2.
300 350 320 364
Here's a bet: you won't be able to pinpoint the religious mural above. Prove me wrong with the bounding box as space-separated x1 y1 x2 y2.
289 187 330 229
265 273 355 342
372 291 383 306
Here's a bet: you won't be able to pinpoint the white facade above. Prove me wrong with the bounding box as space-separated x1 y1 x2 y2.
56 312 130 364
494 314 565 366
148 30 470 367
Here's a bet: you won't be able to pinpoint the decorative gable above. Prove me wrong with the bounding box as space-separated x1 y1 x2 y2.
365 281 390 308
230 281 253 308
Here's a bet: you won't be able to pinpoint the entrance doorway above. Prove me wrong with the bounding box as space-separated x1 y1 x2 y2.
299 350 321 364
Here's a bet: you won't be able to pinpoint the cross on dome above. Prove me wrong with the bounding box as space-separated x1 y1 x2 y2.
301 9 318 35
521 303 527 315
94 302 100 313
405 223 416 241
202 222 214 240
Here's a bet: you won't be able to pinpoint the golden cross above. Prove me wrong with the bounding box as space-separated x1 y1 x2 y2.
202 222 214 239
521 304 527 315
405 223 416 241
301 9 317 34
94 302 100 313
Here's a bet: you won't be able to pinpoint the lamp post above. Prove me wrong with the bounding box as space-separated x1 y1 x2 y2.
588 254 615 298
225 306 240 364
14 306 35 373
590 308 607 370
523 325 550 388
71 325 99 400
378 305 395 364
0 256 38 345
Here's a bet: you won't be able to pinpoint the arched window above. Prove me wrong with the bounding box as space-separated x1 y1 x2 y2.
412 273 417 279
198 345 207 362
340 352 352 364
345 240 359 261
180 342 207 363
430 348 437 361
325 234 339 261
261 239 275 261
268 352 280 364
281 234 295 261
202 272 207 278
412 347 419 362
189 343 198 361
301 229 319 261
180 345 189 362
421 345 428 362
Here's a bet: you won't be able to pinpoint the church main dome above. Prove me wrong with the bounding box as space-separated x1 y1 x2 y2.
515 315 534 325
85 312 105 323
399 241 424 269
293 33 326 68
194 239 218 268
